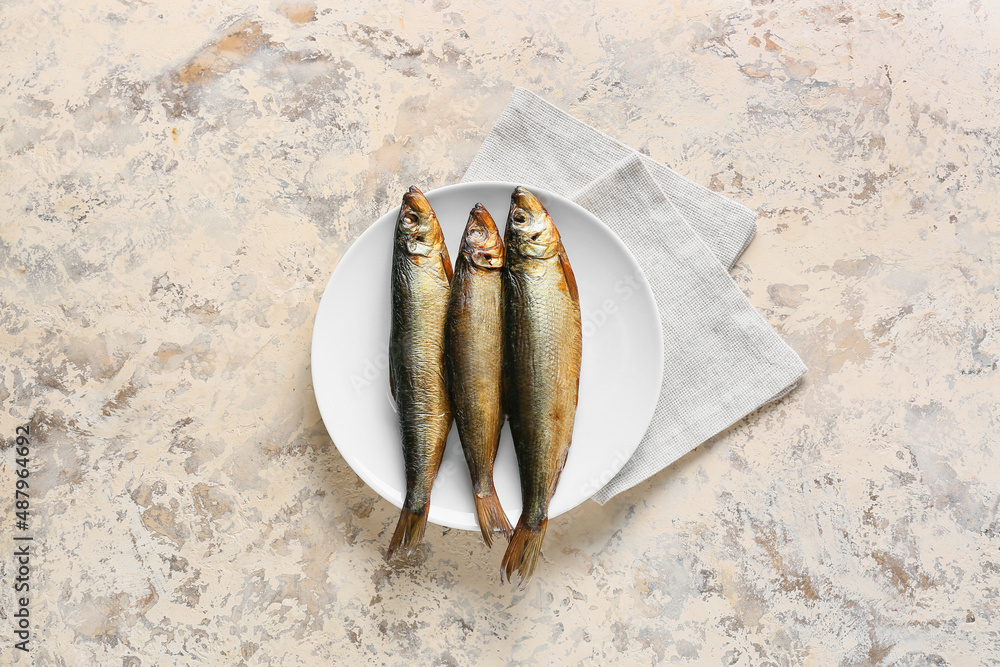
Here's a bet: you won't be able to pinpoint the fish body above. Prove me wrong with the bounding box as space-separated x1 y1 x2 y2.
500 186 582 586
444 204 512 547
386 186 453 561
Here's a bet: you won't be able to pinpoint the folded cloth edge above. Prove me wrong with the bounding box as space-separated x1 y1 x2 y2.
576 157 807 503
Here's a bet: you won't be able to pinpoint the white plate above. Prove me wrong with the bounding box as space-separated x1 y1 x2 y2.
311 182 663 530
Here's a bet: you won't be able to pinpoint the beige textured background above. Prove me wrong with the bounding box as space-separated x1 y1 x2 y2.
2 0 998 664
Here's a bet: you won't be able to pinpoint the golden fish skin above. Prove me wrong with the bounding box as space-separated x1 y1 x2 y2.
445 204 512 547
386 186 453 562
500 186 582 587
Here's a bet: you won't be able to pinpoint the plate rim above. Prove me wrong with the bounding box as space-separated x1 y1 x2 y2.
310 180 664 529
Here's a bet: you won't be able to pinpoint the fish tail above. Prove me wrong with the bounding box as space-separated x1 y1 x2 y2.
473 488 513 548
385 503 430 562
500 516 548 589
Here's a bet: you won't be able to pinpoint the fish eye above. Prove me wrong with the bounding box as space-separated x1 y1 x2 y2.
403 213 418 226
512 210 527 224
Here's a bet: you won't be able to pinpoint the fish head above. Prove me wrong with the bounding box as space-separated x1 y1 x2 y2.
460 203 504 269
396 186 445 256
507 186 560 259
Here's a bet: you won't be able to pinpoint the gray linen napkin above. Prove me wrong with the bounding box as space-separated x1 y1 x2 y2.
463 88 806 504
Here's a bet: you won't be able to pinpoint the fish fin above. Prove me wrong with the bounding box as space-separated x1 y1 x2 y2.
385 504 429 562
474 488 512 548
388 363 396 401
441 243 454 281
550 447 570 498
500 516 548 589
557 244 579 305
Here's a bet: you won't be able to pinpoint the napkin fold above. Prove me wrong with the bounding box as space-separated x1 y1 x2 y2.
463 88 806 504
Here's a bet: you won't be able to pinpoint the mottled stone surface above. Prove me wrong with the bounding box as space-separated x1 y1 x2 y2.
1 0 998 664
